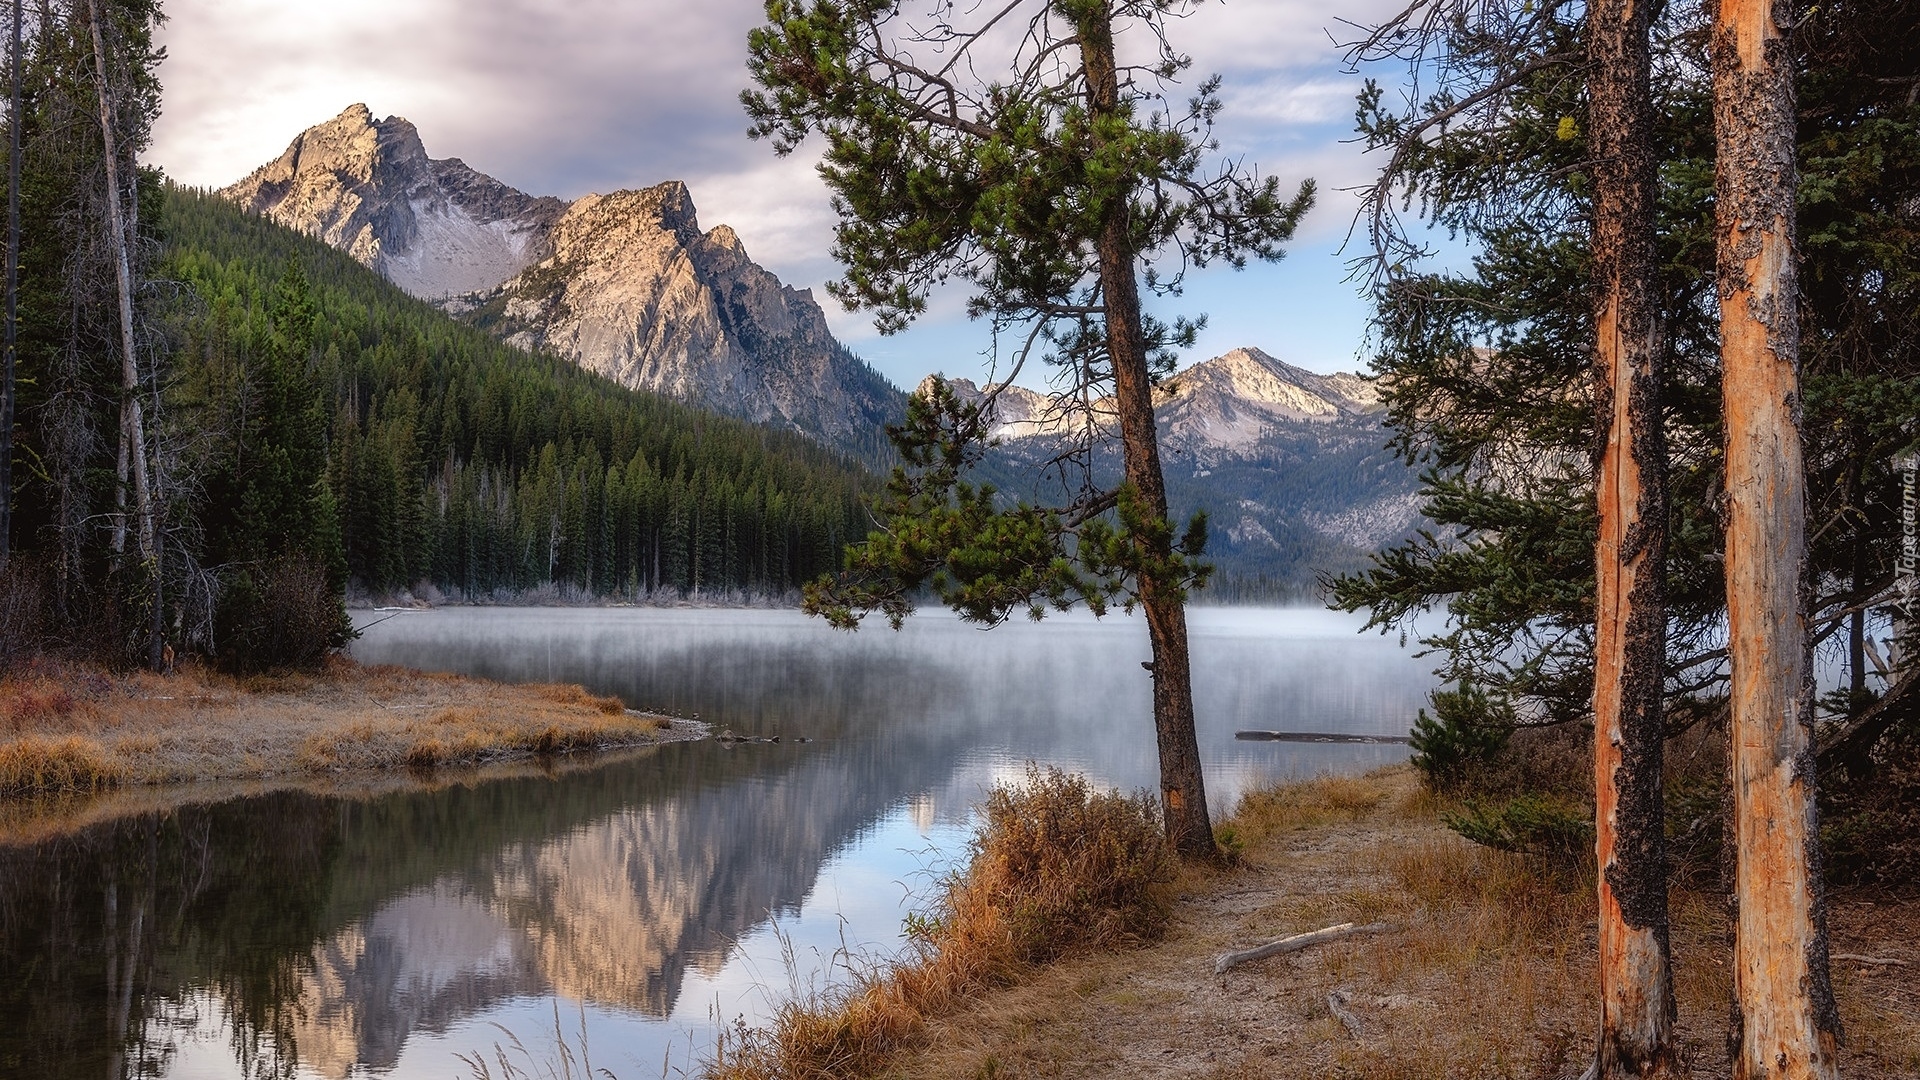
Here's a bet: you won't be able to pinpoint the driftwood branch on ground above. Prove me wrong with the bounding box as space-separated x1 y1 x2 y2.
1832 953 1908 967
1326 990 1365 1037
1213 921 1399 975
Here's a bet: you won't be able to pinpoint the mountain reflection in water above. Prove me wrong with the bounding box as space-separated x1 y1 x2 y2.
0 607 1431 1078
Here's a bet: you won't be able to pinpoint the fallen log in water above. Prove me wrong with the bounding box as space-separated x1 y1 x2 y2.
1214 921 1400 974
1234 731 1412 744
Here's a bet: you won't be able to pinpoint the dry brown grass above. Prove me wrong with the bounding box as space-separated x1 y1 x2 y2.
1225 772 1392 847
0 734 125 796
0 655 680 798
704 767 1173 1080
881 766 1920 1080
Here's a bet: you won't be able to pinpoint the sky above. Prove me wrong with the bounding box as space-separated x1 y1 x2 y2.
149 0 1412 392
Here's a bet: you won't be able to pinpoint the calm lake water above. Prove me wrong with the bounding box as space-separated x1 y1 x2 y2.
2 606 1433 1079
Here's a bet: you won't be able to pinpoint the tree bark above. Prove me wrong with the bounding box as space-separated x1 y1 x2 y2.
84 0 152 565
1713 0 1841 1073
1588 0 1677 1072
1077 3 1214 859
1 0 19 571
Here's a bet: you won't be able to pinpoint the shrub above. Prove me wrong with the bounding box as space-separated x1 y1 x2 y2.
1822 718 1920 887
0 735 123 795
704 765 1172 1080
214 553 355 673
953 765 1173 964
1409 682 1515 790
1444 794 1594 861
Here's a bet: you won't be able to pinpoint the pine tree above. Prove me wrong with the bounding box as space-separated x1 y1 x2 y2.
745 0 1311 856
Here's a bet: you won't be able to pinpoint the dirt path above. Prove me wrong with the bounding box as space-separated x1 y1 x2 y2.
897 769 1918 1079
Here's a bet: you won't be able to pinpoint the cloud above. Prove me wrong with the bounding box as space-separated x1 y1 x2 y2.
151 0 1414 385
154 0 778 191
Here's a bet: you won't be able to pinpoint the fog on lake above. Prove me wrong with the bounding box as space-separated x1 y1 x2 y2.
0 605 1432 1079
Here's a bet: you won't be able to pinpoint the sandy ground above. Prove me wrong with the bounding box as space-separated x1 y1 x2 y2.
892 769 1919 1080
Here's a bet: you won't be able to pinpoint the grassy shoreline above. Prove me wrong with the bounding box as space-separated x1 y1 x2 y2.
0 655 698 800
703 766 1917 1080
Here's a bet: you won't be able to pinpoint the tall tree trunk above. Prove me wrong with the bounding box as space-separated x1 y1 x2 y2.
84 0 151 564
1078 4 1214 859
1847 449 1867 714
1 0 19 571
1713 0 1841 1073
1589 0 1677 1073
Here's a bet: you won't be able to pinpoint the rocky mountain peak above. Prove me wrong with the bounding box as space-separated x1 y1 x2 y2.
223 107 903 449
459 180 900 445
223 105 564 299
932 376 1107 442
1153 346 1380 455
705 224 746 256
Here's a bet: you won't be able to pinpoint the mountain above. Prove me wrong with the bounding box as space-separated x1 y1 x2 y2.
934 346 1423 598
165 185 876 602
1154 346 1380 457
937 346 1382 454
222 105 901 451
452 181 900 449
222 104 567 299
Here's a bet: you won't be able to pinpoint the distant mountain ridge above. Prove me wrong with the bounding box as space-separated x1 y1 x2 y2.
934 347 1422 596
932 346 1382 455
222 105 1419 595
222 104 901 449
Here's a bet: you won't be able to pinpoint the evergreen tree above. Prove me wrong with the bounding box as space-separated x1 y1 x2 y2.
1 0 165 660
745 0 1312 857
1335 0 1920 757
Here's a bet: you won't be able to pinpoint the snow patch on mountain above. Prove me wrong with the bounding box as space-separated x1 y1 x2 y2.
222 104 566 301
381 195 551 299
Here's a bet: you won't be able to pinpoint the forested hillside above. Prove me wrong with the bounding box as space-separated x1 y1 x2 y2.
160 186 876 604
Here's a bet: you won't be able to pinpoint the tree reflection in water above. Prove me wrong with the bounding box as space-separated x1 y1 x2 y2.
0 607 1428 1078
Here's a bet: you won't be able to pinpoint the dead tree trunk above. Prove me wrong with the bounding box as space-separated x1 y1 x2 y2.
1079 6 1214 859
1588 0 1677 1072
1713 0 1842 1073
83 0 151 565
1 0 20 571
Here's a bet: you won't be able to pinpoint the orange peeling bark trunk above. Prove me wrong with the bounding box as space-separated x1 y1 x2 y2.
1589 0 1677 1072
1713 0 1841 1074
1079 2 1214 859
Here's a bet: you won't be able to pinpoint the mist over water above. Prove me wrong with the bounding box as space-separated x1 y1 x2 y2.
1 606 1432 1079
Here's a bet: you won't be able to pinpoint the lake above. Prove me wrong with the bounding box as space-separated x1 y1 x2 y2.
0 605 1433 1079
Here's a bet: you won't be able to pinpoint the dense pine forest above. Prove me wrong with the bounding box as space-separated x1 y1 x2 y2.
0 0 877 672
161 187 875 605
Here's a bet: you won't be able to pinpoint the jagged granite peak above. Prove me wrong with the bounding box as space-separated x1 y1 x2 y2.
929 347 1379 452
222 104 566 299
1153 346 1381 454
225 108 902 450
466 181 900 446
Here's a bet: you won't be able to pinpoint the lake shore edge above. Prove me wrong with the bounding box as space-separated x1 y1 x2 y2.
707 766 1917 1079
0 654 702 811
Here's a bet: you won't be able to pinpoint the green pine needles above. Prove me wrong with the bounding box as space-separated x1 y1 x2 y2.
746 0 1307 629
802 378 1210 629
